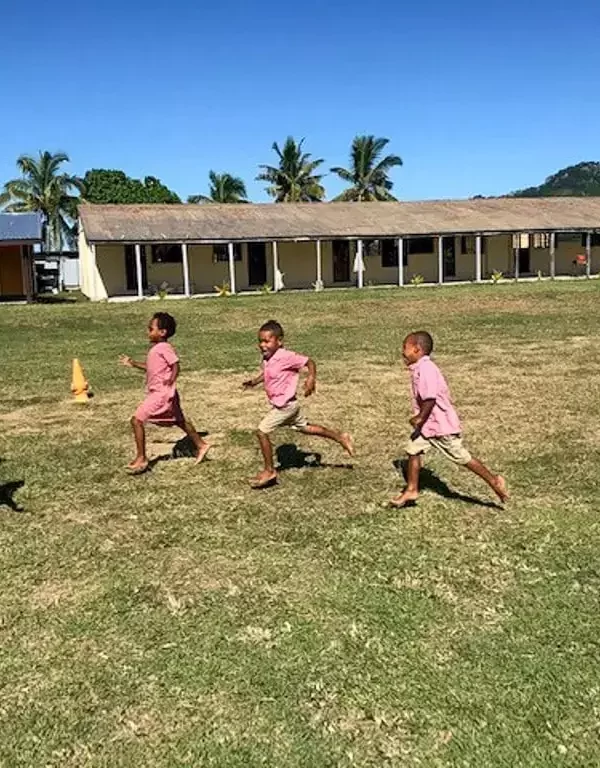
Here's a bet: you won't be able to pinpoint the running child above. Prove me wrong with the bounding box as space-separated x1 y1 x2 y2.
243 320 354 488
119 312 209 474
391 331 508 508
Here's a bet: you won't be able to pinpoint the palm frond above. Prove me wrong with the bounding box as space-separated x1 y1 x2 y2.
372 155 403 175
330 166 354 183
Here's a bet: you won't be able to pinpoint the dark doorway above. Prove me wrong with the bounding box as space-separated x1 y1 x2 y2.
125 245 148 292
442 237 456 278
518 248 531 274
248 242 267 286
332 240 351 283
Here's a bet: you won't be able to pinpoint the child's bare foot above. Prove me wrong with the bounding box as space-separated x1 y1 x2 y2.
126 458 149 475
389 489 419 508
341 433 354 457
249 469 278 489
492 475 509 503
195 442 211 465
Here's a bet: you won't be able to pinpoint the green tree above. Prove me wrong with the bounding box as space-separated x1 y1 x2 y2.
0 151 83 251
510 162 600 197
82 169 180 204
331 135 402 201
256 137 325 202
188 171 248 203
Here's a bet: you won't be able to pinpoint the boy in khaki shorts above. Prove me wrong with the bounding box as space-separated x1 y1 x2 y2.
243 320 353 488
391 331 508 508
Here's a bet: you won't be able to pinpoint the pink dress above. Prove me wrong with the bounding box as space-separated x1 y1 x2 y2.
135 341 184 426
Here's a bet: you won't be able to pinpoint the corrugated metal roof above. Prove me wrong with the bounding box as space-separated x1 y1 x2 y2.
79 197 600 244
0 212 43 243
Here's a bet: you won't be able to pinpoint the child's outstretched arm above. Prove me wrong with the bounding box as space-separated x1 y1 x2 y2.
410 399 436 439
303 358 316 397
119 355 147 371
242 370 264 389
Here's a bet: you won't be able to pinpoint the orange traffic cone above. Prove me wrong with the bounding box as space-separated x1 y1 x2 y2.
71 358 90 403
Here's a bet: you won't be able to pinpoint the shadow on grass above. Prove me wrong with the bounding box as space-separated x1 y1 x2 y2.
393 458 501 510
0 480 25 512
276 443 354 472
34 292 87 304
147 433 210 469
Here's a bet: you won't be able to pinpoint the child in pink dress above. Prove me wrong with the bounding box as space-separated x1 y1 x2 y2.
391 331 508 507
120 312 209 474
243 319 353 488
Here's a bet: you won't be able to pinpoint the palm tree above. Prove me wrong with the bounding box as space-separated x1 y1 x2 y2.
331 135 402 201
187 171 248 204
0 151 83 251
256 137 325 202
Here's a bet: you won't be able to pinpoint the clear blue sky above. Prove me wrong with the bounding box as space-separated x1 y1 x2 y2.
2 0 599 202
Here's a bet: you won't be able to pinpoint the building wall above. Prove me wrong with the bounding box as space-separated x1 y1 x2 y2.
187 245 248 293
96 244 126 298
78 227 110 300
146 256 188 293
277 241 322 289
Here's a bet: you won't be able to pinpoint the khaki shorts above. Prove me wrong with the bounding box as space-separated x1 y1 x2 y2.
258 401 309 435
405 433 472 465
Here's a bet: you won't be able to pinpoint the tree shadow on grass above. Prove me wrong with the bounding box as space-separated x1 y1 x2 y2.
393 458 501 510
0 480 25 512
276 443 354 472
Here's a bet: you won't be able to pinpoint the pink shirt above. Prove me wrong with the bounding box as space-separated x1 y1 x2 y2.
146 341 179 394
409 355 461 438
263 347 309 408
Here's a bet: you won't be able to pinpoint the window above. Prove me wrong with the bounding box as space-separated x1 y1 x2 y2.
555 233 580 246
380 239 408 267
581 233 600 247
532 233 551 249
461 235 487 255
406 237 434 255
213 243 242 262
151 244 183 263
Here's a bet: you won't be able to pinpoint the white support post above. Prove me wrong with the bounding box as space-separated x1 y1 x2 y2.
437 235 444 285
272 241 279 291
181 243 191 297
398 237 404 287
357 239 364 288
475 235 482 283
134 243 144 299
586 232 592 278
549 232 556 279
91 243 98 300
514 235 520 281
315 239 323 291
227 242 237 294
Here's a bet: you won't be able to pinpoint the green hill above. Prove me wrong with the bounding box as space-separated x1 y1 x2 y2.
510 162 600 197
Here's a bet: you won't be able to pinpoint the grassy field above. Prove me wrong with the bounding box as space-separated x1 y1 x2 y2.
1 282 599 767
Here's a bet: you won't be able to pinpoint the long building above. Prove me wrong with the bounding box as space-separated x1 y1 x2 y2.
78 197 600 300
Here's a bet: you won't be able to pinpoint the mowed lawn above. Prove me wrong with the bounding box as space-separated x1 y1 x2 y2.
1 282 599 767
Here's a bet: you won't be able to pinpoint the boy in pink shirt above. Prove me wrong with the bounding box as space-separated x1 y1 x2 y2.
243 320 353 488
391 331 507 508
119 312 209 474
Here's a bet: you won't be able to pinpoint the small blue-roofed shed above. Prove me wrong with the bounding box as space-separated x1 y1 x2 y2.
0 212 43 299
